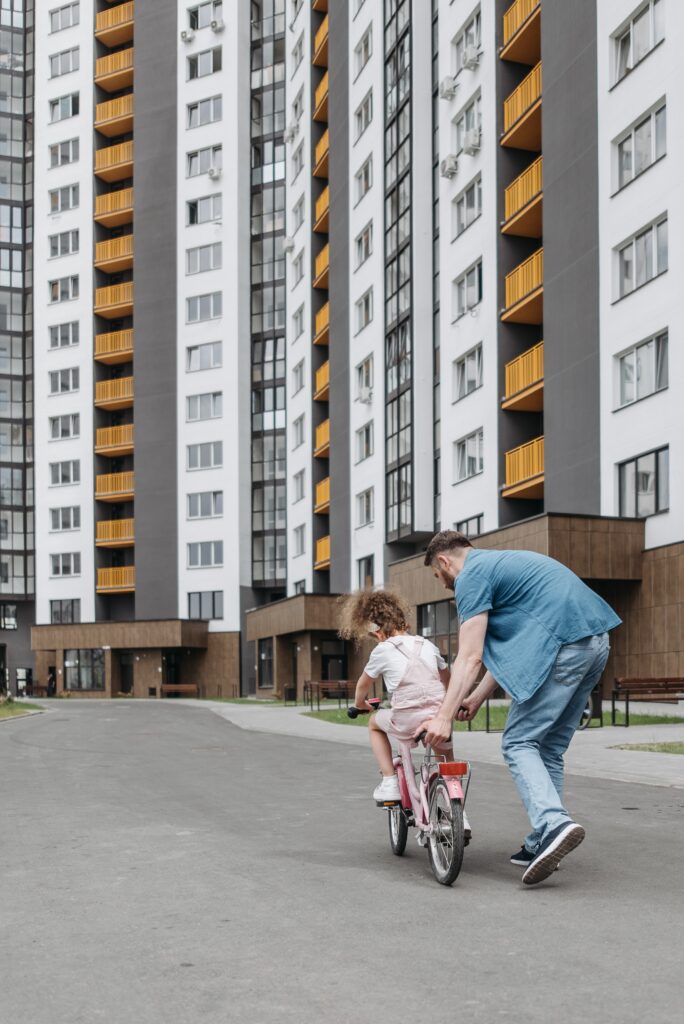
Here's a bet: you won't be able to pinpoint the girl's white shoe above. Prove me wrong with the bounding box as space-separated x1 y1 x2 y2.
373 775 401 803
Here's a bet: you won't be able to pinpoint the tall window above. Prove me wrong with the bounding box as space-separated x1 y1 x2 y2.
355 25 372 76
452 9 481 73
356 354 373 396
618 332 668 407
358 554 374 589
356 421 374 462
187 47 222 80
618 217 667 297
65 650 104 691
613 0 664 83
50 599 80 624
357 487 374 527
355 289 373 333
454 429 483 482
618 446 668 517
453 261 482 319
453 94 481 154
293 524 305 556
355 156 373 202
355 91 373 140
452 176 482 238
355 222 373 268
453 344 482 401
616 104 666 189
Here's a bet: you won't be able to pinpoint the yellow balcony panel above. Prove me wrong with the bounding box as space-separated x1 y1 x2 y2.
312 14 329 67
95 94 133 138
501 0 541 64
95 423 134 457
314 418 330 458
313 70 329 122
95 282 133 319
314 535 331 571
94 328 133 364
96 518 135 549
96 471 135 503
95 141 134 183
502 156 542 237
94 233 134 273
97 566 136 594
312 0 327 11
314 360 330 401
313 242 330 290
314 477 330 514
314 185 329 233
501 248 543 324
314 302 330 346
95 1 134 47
95 47 134 92
95 376 134 410
502 341 544 412
94 187 134 228
313 128 329 178
502 436 544 499
501 62 542 151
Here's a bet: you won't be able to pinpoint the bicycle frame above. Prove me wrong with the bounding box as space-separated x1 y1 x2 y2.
394 740 468 832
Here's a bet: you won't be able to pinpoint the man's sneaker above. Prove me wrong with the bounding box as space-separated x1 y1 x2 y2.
522 821 585 885
510 846 534 867
373 775 401 804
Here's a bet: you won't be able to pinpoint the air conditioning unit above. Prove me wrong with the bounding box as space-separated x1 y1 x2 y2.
440 154 458 179
463 129 481 155
358 386 373 404
180 28 195 42
207 166 222 180
211 18 225 32
283 122 299 144
463 44 480 70
438 75 458 101
282 237 295 254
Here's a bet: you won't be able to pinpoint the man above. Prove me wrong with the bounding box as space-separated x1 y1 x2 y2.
420 530 620 885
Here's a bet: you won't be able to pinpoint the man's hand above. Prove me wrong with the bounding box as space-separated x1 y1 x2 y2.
455 693 483 722
417 714 452 747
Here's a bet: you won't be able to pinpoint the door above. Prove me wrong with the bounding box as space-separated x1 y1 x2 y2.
321 640 347 681
119 653 134 695
0 645 6 693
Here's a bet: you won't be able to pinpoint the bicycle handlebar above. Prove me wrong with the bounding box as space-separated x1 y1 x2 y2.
347 697 381 719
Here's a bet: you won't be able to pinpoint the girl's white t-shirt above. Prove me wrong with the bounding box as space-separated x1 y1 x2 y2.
364 635 447 693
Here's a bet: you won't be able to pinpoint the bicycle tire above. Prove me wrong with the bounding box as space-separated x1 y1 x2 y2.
427 779 465 886
388 806 409 856
577 699 592 731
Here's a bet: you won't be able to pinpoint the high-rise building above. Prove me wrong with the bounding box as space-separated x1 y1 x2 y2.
3 0 679 698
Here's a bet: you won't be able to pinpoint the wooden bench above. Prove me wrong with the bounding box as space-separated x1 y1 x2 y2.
304 680 381 712
611 678 684 726
161 683 199 699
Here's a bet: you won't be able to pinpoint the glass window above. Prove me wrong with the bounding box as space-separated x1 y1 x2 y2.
618 332 668 407
65 649 104 691
618 446 668 517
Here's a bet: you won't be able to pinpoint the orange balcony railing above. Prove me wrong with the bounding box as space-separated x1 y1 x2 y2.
95 282 133 318
313 129 329 177
95 377 134 409
95 94 133 137
314 71 329 121
95 141 134 182
94 234 134 272
96 471 135 501
95 423 134 455
95 328 133 363
314 302 330 345
95 1 134 47
95 47 134 91
314 360 330 400
314 477 330 514
504 248 543 310
504 436 544 495
502 0 541 50
314 418 330 457
96 566 136 593
503 61 542 134
314 535 331 570
96 518 135 547
95 187 134 227
312 14 329 66
313 243 330 288
504 156 542 223
314 185 329 232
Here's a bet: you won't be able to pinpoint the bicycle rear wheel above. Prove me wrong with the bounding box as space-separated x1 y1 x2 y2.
427 779 465 886
388 806 409 856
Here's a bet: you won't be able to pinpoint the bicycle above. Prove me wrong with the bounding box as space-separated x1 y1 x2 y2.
348 699 471 886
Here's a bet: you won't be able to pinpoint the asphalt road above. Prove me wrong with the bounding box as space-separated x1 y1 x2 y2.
1 702 682 1024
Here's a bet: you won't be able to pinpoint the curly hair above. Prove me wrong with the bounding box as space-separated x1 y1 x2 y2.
337 589 411 645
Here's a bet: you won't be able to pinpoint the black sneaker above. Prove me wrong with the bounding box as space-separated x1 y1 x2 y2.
510 846 534 867
522 821 585 886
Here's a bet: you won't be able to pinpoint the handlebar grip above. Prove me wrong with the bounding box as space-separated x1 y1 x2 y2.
347 697 381 719
415 729 428 744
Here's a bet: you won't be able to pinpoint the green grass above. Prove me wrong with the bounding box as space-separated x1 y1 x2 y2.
205 697 281 705
612 741 684 755
304 706 684 731
0 701 42 720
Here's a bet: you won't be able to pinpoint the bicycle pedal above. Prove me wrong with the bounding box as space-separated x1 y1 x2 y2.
416 833 429 847
376 800 401 808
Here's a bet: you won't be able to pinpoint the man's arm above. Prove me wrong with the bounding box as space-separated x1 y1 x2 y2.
420 612 489 745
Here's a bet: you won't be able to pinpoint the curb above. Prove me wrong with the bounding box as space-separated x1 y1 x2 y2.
0 709 45 724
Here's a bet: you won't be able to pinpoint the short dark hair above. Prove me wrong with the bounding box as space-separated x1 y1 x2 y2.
423 530 473 566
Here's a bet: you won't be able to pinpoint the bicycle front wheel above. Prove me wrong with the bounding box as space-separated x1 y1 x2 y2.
427 779 465 886
388 806 408 856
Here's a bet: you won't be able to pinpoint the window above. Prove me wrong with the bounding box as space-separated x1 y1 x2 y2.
258 637 274 688
50 599 80 624
292 359 304 395
187 491 223 518
49 460 80 485
616 104 666 190
49 367 79 395
50 506 80 531
292 141 304 179
358 554 374 589
49 229 79 258
49 322 79 349
187 95 222 128
355 25 372 76
186 391 222 421
186 145 222 179
187 440 222 469
49 414 80 440
50 3 80 34
453 344 482 400
355 91 373 140
456 514 483 538
0 604 18 630
50 46 79 77
293 414 305 448
452 175 482 237
293 579 306 595
292 249 304 285
187 194 222 224
293 469 305 502
291 0 303 21
293 524 305 556
186 242 222 275
187 47 222 80
186 340 222 372
613 0 664 84
617 331 668 407
292 87 304 123
186 291 222 323
618 446 669 517
356 421 374 462
355 222 373 268
291 33 304 73
355 289 373 332
452 9 481 73
454 428 484 482
49 276 79 303
355 156 373 202
293 304 305 339
188 1 222 29
188 540 223 568
50 552 80 577
65 650 104 691
357 487 374 527
293 194 305 232
356 355 373 398
49 92 79 123
453 93 481 154
49 184 79 213
617 217 667 298
453 261 482 319
188 590 224 620
49 138 79 168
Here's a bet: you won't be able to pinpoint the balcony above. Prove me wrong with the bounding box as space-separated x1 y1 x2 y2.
95 328 133 364
96 518 135 549
502 156 542 238
95 47 134 92
313 243 330 289
314 477 330 514
313 129 329 178
95 94 133 138
501 0 541 65
94 234 134 273
501 247 543 324
95 1 134 47
95 423 134 457
501 62 542 151
502 341 544 412
314 185 329 233
502 436 544 499
95 376 134 411
96 566 136 594
313 70 329 122
94 187 134 228
95 141 134 183
96 471 135 503
312 0 327 10
314 360 330 401
95 282 133 319
314 302 330 346
314 535 331 571
314 418 330 458
312 14 328 67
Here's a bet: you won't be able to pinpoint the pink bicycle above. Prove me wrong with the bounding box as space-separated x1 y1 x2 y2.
349 699 471 886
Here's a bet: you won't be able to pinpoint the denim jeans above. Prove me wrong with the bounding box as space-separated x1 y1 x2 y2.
501 633 610 853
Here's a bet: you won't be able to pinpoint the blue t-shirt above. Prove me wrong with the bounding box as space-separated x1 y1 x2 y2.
455 549 621 703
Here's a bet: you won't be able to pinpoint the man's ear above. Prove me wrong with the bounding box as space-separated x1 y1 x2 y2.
436 553 448 571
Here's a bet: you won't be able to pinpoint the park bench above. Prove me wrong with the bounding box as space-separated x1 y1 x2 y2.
611 678 684 726
304 679 381 712
161 682 199 699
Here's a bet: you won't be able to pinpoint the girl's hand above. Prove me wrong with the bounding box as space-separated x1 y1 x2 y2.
354 700 375 713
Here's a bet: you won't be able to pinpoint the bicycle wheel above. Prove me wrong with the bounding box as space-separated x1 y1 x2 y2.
577 699 592 731
388 806 409 856
427 779 465 886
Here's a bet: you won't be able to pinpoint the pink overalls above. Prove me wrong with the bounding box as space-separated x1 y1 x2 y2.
374 636 452 752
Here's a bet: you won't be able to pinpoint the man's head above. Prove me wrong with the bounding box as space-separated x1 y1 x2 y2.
423 530 473 590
